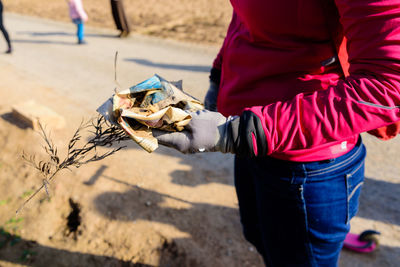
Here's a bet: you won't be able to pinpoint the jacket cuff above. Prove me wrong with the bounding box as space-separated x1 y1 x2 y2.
225 111 268 157
209 67 221 86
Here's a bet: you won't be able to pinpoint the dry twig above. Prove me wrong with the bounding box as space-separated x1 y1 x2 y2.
17 115 129 214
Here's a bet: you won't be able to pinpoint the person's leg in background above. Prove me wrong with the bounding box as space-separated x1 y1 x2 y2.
111 0 123 33
0 1 12 53
73 18 86 44
234 138 366 266
117 0 130 37
111 0 129 37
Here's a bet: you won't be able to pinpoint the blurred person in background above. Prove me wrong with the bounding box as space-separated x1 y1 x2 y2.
152 0 400 266
67 0 88 44
110 0 130 38
0 0 12 53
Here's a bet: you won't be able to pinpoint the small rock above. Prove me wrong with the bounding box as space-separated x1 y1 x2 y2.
12 100 66 130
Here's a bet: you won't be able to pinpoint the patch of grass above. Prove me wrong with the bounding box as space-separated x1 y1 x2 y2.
20 249 37 262
10 235 21 246
39 197 51 204
3 217 24 234
0 233 9 248
0 227 13 248
0 226 22 248
21 190 34 199
5 217 24 225
0 198 11 206
0 228 10 236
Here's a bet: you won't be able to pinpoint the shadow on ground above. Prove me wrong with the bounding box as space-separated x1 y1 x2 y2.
12 39 77 46
1 112 31 130
358 177 400 226
340 245 400 267
90 173 400 267
100 139 234 187
12 30 120 46
124 58 211 73
92 175 239 234
17 31 118 38
91 177 245 266
0 233 153 267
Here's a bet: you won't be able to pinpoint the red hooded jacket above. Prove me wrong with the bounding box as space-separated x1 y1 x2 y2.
214 0 400 161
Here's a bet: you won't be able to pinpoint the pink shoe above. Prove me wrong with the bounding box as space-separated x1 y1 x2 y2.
343 230 380 253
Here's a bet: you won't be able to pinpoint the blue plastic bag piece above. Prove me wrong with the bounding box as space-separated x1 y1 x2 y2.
149 91 165 104
130 75 174 106
129 75 163 93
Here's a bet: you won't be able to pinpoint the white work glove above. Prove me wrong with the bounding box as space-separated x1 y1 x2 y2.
152 110 235 153
152 110 268 157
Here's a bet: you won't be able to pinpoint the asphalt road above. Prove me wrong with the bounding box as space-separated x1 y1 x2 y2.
1 13 218 112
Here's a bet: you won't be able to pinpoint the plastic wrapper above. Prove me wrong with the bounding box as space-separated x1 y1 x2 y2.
97 74 204 152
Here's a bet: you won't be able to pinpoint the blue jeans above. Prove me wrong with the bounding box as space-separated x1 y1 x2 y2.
234 137 366 267
72 19 84 42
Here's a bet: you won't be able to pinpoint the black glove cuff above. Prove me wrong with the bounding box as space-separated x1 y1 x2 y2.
209 67 221 86
227 111 268 157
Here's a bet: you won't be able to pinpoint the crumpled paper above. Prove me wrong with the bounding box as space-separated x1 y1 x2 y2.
97 74 204 152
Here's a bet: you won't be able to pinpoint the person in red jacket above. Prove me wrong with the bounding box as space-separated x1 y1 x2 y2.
153 0 400 266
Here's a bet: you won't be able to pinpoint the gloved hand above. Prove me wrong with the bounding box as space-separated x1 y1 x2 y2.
152 110 268 157
152 110 235 153
204 81 219 111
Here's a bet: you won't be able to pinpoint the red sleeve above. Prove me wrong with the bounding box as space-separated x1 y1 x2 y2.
212 11 239 70
248 0 400 154
212 47 223 71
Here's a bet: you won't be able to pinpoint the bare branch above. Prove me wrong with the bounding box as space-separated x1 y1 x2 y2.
16 115 128 214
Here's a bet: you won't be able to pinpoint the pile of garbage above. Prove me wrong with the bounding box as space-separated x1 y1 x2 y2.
97 75 203 152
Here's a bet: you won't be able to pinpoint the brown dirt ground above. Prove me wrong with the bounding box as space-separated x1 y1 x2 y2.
3 0 232 45
0 2 257 266
0 64 264 267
